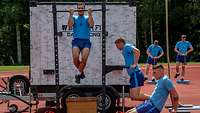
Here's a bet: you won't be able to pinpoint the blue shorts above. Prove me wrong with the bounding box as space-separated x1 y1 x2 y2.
147 57 157 65
136 100 160 113
129 70 144 88
176 55 187 63
72 38 91 50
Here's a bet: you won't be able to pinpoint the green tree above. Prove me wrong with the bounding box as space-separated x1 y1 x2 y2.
0 0 29 65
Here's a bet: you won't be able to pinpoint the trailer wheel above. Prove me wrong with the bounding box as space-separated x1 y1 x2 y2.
61 90 83 112
9 104 18 113
96 92 117 113
9 75 30 96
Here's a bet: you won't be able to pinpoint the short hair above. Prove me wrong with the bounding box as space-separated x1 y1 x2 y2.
77 2 85 8
115 37 125 44
154 40 158 43
181 35 187 38
153 64 164 70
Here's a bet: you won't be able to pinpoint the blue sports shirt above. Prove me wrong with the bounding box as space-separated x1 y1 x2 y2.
122 43 140 75
150 75 174 111
73 15 91 40
147 44 163 57
175 41 192 54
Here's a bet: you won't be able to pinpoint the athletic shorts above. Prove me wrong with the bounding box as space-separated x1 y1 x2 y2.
72 38 91 50
136 100 160 113
147 57 157 65
129 70 144 88
176 55 187 63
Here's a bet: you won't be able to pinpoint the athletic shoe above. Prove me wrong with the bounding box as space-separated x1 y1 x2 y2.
144 76 148 81
75 74 80 84
180 78 184 81
152 78 156 82
174 73 180 78
79 72 85 79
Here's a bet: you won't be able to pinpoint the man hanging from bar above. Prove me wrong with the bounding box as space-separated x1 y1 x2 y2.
67 0 94 84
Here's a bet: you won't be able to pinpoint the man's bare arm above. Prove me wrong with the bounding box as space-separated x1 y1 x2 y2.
174 47 180 54
133 47 140 66
146 50 153 58
88 8 94 27
187 46 194 54
169 88 179 112
67 8 74 29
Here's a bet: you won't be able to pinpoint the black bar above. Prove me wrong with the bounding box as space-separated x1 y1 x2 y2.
105 65 129 74
55 9 107 12
43 69 55 75
29 0 37 7
102 0 106 113
52 3 60 113
35 2 132 5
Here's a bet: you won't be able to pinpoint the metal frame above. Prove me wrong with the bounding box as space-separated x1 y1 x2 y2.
52 3 60 112
0 92 38 113
101 1 106 113
30 1 130 6
29 1 136 113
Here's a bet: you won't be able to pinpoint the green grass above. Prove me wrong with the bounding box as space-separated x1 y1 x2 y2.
0 66 29 71
0 62 199 71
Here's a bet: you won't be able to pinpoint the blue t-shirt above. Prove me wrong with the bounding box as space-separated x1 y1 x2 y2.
150 75 174 111
122 43 140 75
175 41 192 54
147 44 163 57
73 15 91 40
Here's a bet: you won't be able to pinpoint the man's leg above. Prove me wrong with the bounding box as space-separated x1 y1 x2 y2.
181 56 187 80
130 87 149 101
72 47 81 69
126 108 138 113
152 59 157 81
72 47 81 83
181 64 185 80
175 61 180 78
145 64 150 80
78 48 90 77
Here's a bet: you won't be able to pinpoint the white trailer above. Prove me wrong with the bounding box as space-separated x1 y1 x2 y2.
1 1 137 113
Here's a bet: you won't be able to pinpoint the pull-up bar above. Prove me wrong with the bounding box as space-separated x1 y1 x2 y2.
50 9 109 13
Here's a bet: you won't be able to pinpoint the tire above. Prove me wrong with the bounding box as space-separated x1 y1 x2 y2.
61 90 83 113
96 92 117 113
9 104 18 113
9 75 30 96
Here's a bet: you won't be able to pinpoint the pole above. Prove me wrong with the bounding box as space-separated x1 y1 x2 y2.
102 0 106 113
52 3 60 113
122 86 125 113
150 18 153 44
165 0 171 78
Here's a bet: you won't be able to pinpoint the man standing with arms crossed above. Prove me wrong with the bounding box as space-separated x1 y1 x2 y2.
146 40 164 82
68 1 94 84
174 34 193 81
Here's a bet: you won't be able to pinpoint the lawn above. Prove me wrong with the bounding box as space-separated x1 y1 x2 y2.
0 66 29 71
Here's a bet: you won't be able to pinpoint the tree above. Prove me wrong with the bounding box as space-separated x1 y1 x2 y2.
0 0 29 65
